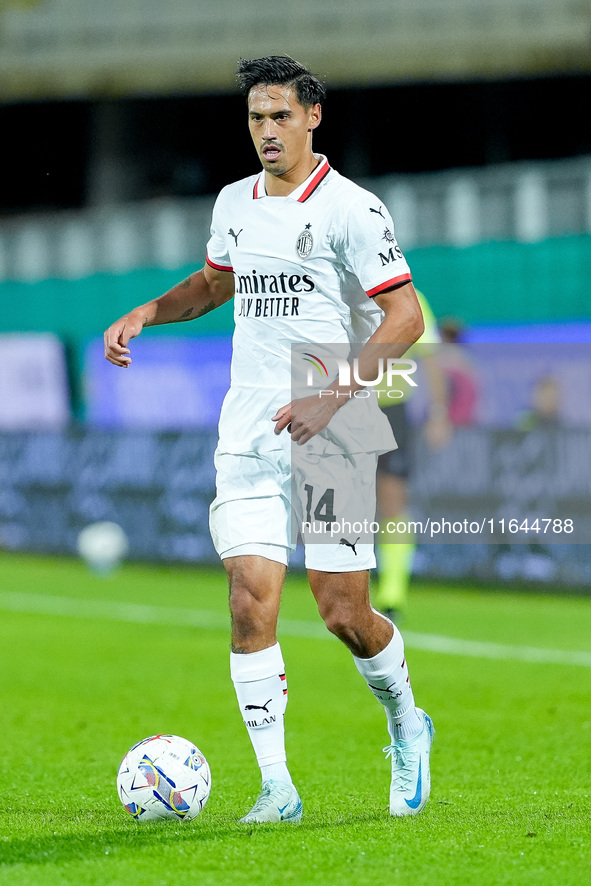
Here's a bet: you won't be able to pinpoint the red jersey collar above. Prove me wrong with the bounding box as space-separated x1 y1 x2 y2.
253 155 331 202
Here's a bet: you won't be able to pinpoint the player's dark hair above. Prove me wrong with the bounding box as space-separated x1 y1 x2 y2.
236 56 326 107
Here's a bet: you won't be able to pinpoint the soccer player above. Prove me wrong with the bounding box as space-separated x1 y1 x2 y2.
104 56 434 824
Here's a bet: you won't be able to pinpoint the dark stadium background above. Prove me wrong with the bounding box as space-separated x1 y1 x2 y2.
2 75 590 213
0 1 590 588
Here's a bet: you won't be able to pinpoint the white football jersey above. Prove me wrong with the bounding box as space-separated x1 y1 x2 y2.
206 156 413 455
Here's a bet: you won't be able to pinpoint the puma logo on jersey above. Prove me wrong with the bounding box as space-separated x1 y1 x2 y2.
229 228 243 246
339 536 360 555
370 206 385 218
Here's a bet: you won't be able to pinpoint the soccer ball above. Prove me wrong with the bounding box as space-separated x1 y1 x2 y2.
77 521 129 575
117 734 211 822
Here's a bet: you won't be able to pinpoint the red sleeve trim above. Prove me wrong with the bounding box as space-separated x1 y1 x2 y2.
206 255 234 273
366 273 412 298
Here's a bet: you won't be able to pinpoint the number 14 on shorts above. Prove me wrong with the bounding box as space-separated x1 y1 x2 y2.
304 484 336 529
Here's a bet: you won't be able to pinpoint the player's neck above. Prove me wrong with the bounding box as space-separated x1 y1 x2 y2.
264 153 321 197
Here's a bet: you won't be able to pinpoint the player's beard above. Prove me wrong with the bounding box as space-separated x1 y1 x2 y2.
263 161 288 178
260 143 287 176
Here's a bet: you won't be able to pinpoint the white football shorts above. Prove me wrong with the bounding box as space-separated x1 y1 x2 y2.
209 447 378 572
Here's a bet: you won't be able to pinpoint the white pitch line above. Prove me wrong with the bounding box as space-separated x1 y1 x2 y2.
1 590 591 668
401 631 591 669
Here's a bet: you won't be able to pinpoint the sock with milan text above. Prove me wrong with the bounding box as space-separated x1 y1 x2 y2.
230 642 292 784
353 621 422 742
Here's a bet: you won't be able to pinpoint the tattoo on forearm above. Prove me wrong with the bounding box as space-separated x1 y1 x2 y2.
176 301 215 322
197 301 215 318
178 276 193 289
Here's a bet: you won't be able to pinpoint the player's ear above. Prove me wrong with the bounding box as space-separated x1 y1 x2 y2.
307 103 322 132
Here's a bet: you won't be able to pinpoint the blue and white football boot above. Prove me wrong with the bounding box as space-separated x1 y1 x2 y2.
238 779 303 824
384 708 435 816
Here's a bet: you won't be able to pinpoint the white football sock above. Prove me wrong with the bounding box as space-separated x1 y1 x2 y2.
353 621 422 742
230 642 292 785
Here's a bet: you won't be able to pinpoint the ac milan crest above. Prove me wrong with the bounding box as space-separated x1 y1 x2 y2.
296 224 313 259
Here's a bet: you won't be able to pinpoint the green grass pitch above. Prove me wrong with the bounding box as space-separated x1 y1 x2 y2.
0 551 589 885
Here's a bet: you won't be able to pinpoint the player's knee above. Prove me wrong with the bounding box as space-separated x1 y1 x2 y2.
318 598 356 643
229 583 258 625
229 582 276 638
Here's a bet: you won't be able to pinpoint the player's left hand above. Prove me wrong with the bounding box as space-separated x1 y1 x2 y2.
272 395 339 444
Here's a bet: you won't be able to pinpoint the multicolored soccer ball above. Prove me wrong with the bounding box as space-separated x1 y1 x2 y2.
117 734 211 822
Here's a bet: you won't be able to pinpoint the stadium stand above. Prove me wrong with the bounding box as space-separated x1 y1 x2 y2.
0 0 588 100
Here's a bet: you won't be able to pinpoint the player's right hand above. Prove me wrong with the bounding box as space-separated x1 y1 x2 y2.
104 313 144 367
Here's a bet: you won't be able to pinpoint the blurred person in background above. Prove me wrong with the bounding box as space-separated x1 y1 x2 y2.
517 375 561 430
374 291 451 622
438 317 479 428
375 312 478 622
